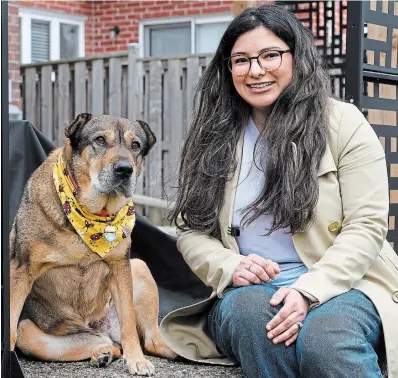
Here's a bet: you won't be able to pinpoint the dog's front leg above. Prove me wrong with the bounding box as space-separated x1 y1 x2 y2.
10 259 32 350
109 257 155 376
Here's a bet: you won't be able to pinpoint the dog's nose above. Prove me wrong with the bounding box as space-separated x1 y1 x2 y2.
114 161 133 179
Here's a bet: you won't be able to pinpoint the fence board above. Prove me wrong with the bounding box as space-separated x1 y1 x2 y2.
57 64 70 146
128 45 143 121
121 66 128 119
147 60 163 222
40 65 53 140
109 57 122 116
24 67 37 126
163 59 183 197
128 46 145 200
92 59 104 115
74 61 87 116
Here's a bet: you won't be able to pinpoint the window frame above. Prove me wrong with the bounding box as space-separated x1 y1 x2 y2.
19 7 86 64
139 13 233 57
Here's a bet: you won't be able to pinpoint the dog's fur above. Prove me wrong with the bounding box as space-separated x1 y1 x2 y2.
10 114 175 375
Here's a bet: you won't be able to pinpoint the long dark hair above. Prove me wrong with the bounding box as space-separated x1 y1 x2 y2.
169 4 331 239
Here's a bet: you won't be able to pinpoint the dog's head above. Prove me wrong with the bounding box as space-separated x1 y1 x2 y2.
64 113 156 201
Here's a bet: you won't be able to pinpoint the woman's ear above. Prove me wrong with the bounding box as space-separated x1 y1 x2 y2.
65 113 93 139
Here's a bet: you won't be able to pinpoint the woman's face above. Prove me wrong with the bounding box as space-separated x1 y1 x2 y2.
230 27 293 121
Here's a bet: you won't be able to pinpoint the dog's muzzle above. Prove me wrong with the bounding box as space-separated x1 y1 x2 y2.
114 160 133 180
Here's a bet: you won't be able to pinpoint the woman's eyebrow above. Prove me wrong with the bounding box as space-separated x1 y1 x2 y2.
230 46 283 56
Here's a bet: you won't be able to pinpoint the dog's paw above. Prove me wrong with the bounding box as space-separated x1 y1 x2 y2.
90 346 118 368
125 358 155 376
144 339 178 360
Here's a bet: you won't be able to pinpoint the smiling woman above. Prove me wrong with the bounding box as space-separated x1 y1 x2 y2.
164 4 398 378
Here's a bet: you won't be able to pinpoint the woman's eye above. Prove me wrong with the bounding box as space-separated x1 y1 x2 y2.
132 141 141 151
95 136 106 145
233 57 248 65
262 52 279 60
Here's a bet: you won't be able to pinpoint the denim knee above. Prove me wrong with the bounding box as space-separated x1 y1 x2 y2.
296 290 383 378
218 285 279 331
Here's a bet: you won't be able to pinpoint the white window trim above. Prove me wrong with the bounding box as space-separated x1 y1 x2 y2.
139 13 233 57
19 7 87 64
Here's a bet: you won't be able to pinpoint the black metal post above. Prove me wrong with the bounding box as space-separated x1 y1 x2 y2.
345 1 364 108
1 2 25 376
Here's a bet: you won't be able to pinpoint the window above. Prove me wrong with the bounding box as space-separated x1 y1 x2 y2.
140 15 232 57
19 7 86 64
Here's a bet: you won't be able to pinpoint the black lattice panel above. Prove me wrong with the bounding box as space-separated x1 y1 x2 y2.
362 0 398 250
280 1 347 99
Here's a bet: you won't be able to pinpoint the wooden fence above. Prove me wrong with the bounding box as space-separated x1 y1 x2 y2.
20 45 213 222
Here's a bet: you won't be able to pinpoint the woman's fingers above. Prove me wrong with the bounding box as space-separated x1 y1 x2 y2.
246 263 270 283
270 323 300 344
284 331 299 346
266 311 299 339
237 269 262 284
246 254 280 281
232 276 252 287
233 255 280 287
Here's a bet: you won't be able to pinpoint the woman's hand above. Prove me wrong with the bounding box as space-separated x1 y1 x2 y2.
232 254 280 287
266 288 309 346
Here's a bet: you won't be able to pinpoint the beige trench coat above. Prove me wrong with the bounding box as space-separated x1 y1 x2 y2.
160 99 398 377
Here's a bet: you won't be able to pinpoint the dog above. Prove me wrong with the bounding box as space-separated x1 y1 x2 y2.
10 113 176 376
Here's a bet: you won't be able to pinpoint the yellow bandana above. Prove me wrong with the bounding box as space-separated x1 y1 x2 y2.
53 153 136 257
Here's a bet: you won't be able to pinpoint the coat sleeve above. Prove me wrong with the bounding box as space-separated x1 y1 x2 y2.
292 103 389 308
176 221 246 297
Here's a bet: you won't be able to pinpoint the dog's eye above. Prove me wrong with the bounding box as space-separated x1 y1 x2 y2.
131 141 141 151
95 136 106 145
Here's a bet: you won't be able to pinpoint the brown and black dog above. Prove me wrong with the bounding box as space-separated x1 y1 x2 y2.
10 113 175 375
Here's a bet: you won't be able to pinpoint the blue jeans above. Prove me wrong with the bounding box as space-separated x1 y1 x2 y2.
207 284 384 378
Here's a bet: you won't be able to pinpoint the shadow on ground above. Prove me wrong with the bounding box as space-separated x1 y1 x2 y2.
19 355 245 378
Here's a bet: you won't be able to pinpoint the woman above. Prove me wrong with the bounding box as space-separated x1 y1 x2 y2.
161 5 398 378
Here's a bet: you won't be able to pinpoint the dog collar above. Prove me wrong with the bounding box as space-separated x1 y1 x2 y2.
53 152 136 257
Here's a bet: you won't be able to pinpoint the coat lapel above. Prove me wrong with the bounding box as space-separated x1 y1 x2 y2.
317 144 337 176
220 131 244 253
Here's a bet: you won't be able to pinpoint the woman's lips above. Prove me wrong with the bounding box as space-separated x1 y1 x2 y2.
246 82 275 93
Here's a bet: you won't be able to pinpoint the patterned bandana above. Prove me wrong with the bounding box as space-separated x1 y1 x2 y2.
53 153 136 258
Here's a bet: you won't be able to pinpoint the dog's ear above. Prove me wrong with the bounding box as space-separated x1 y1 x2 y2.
65 113 93 139
137 120 156 156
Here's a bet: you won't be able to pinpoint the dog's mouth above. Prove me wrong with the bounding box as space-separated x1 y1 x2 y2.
91 172 136 198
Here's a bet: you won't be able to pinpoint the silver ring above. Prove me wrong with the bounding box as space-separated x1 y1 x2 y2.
248 263 254 272
295 321 304 331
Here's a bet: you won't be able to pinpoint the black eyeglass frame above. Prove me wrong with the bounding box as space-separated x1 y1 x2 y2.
225 49 291 76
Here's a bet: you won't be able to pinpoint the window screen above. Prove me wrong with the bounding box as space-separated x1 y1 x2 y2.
31 19 50 62
60 23 79 59
145 23 191 57
195 22 229 53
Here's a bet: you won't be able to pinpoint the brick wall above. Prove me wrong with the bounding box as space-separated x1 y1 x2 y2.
8 2 20 107
91 0 235 54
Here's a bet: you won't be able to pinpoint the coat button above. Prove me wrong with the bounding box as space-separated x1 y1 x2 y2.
328 222 341 233
393 291 398 303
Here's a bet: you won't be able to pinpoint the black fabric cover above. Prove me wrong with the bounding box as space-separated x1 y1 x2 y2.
9 120 211 320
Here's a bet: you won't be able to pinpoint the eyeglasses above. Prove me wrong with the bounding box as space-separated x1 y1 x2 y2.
226 49 291 76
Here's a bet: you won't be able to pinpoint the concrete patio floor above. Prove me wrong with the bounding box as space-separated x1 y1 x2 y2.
19 355 245 378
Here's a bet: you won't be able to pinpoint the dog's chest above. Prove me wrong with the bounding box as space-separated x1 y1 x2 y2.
47 226 129 266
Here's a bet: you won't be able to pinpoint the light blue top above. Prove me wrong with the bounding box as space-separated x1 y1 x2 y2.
232 118 308 287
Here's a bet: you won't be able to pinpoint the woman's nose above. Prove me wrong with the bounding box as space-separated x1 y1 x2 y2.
249 60 266 78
